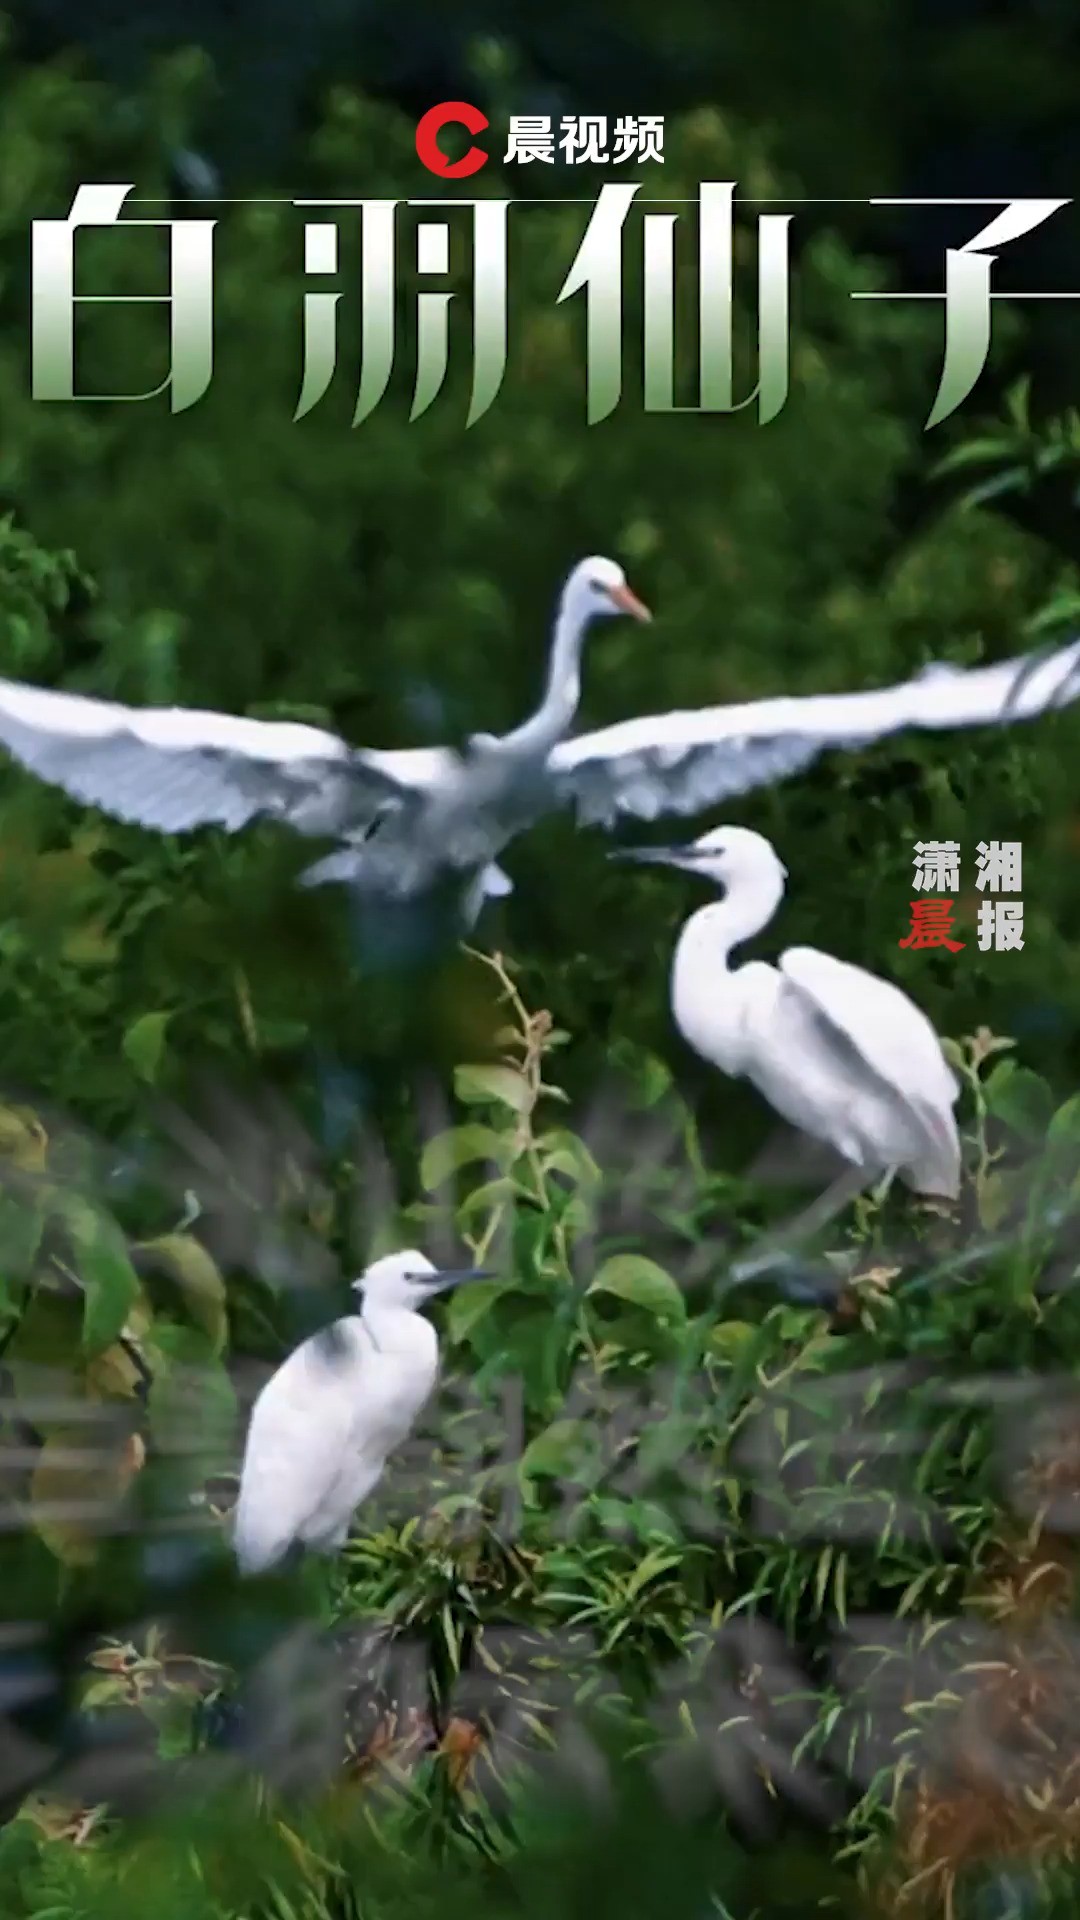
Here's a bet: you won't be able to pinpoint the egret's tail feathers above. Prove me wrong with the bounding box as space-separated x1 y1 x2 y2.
232 1508 292 1576
904 1102 962 1199
907 1161 962 1201
461 861 513 929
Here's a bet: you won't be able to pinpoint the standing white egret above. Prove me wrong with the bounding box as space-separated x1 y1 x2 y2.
0 555 1077 942
612 826 962 1269
232 1250 487 1573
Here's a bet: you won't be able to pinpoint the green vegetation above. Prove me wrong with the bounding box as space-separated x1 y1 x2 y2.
3 37 1080 1920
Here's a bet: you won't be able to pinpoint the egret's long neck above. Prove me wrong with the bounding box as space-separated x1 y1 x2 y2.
502 589 589 758
673 865 785 990
359 1298 418 1351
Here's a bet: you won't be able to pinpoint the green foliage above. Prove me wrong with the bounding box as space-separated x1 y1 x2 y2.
0 1097 231 1567
1 974 1080 1916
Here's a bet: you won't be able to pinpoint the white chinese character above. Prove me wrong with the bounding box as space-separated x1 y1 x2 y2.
30 184 215 412
975 840 1022 891
610 113 665 165
557 179 790 426
610 115 640 163
977 901 1024 951
912 840 960 892
559 114 608 163
504 116 554 164
851 201 1074 432
636 115 665 162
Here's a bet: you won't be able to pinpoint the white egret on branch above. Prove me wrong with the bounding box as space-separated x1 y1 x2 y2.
232 1250 487 1573
612 826 962 1271
0 555 1078 943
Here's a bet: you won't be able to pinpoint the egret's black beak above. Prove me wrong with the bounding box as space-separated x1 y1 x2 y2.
607 846 688 868
427 1266 493 1294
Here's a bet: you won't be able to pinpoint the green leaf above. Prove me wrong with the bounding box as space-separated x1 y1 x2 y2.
122 1011 171 1084
708 1320 756 1359
2 1290 83 1404
773 1305 825 1341
519 1419 587 1479
134 1233 228 1352
610 1042 673 1108
419 1124 507 1191
31 1440 105 1567
984 1060 1054 1139
624 1548 683 1596
85 1341 146 1400
146 1326 236 1460
635 1052 674 1108
976 1170 1011 1231
444 1278 508 1341
0 1104 47 1173
456 1175 522 1218
454 1064 532 1113
0 1191 45 1290
587 1254 686 1323
537 1128 602 1188
1048 1094 1080 1147
53 1195 141 1355
61 917 119 965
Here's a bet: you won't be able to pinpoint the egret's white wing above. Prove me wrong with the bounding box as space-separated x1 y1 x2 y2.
779 946 960 1179
233 1319 370 1573
0 677 434 837
549 640 1080 826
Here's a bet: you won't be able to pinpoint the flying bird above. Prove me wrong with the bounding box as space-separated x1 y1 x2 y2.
0 556 1077 950
232 1249 487 1573
612 825 962 1272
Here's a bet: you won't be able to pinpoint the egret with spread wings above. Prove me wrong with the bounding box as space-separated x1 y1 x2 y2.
612 825 962 1274
0 554 1077 946
0 556 647 949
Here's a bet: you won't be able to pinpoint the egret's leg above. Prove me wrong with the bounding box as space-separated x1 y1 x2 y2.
728 1165 872 1284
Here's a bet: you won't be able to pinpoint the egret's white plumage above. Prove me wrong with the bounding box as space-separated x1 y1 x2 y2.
617 826 961 1202
551 643 1080 827
0 553 1077 934
232 1250 485 1573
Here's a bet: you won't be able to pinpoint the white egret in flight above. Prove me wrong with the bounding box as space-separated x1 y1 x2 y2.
0 555 1077 946
612 826 962 1273
232 1250 487 1573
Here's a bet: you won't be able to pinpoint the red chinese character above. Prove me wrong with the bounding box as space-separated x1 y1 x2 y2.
898 899 965 952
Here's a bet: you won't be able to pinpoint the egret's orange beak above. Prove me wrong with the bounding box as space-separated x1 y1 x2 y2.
607 581 652 622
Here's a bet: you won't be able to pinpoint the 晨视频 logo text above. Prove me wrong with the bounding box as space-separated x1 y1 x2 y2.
414 103 665 176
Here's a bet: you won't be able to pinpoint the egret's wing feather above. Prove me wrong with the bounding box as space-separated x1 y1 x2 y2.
0 678 426 837
549 640 1080 826
781 948 960 1102
354 744 459 794
233 1321 368 1572
780 947 960 1179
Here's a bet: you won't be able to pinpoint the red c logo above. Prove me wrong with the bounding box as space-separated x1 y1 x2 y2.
415 101 489 178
